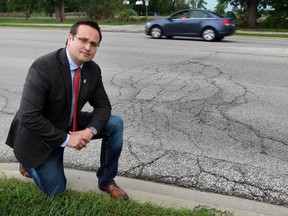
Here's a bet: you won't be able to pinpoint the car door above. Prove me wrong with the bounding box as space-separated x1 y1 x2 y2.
163 10 190 36
187 10 212 36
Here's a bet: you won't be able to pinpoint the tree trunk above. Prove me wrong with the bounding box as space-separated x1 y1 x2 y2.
55 3 64 23
246 0 258 27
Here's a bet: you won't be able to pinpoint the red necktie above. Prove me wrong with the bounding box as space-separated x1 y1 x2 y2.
72 67 81 131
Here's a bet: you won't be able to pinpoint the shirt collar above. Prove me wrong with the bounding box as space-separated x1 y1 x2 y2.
66 49 82 71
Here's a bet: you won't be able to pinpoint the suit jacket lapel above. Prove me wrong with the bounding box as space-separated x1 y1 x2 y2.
58 48 72 116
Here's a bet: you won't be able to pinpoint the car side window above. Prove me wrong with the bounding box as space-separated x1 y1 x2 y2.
189 11 211 18
171 11 189 19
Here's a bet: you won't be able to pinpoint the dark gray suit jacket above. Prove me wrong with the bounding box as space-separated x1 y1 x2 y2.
6 48 111 168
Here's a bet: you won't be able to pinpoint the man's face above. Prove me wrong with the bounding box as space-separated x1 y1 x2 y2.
67 24 100 66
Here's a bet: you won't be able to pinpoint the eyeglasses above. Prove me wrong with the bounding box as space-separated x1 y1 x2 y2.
73 35 100 48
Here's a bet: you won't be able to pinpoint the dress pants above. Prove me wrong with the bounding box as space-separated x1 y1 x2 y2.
24 115 123 195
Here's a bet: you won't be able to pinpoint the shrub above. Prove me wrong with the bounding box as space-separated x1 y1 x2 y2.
259 14 288 29
116 8 138 22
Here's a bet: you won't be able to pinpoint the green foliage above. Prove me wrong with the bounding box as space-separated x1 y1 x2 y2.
38 0 57 17
78 0 124 20
218 0 288 28
3 0 38 18
216 0 270 10
258 14 288 29
266 0 288 28
233 10 246 27
215 1 228 15
148 0 173 16
65 0 80 12
0 0 287 28
117 8 132 22
116 8 138 22
173 0 190 11
189 0 207 9
5 0 25 12
268 0 288 12
0 0 7 12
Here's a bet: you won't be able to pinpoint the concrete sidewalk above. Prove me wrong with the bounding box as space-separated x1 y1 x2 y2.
1 163 287 216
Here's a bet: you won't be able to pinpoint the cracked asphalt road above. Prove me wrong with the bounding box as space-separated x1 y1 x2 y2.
1 28 288 206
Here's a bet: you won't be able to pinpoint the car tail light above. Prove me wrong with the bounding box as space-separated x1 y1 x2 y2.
221 19 232 25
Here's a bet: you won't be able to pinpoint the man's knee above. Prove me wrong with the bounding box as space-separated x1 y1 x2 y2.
108 115 123 131
40 173 67 196
43 180 66 196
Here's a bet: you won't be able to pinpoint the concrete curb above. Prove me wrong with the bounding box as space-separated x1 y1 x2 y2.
1 163 288 216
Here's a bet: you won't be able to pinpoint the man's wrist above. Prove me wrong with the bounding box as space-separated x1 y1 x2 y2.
61 134 69 147
88 126 97 136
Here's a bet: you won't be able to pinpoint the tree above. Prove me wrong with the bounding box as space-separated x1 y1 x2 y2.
5 0 25 12
25 0 39 18
3 0 38 18
79 0 124 20
215 0 228 15
55 0 65 22
268 0 288 14
217 0 271 27
149 0 174 15
246 0 258 27
188 0 207 9
0 0 8 12
262 0 288 28
39 0 65 22
173 0 189 11
65 0 80 12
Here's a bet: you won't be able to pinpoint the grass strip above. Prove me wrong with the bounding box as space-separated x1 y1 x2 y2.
0 23 71 29
235 32 288 38
0 178 233 216
0 17 78 24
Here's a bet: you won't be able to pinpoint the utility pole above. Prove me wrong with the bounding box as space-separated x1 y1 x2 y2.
144 0 149 18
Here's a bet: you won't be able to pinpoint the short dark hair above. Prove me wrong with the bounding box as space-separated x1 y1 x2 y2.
68 20 102 43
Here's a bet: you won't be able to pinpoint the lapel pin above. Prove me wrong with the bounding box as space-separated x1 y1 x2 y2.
83 79 87 84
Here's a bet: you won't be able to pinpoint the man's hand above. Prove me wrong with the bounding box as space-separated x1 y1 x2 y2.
68 128 94 150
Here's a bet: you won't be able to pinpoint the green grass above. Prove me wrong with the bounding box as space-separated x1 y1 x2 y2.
0 23 72 29
235 32 288 38
0 17 78 24
0 17 149 25
235 28 288 38
0 178 233 216
238 28 288 33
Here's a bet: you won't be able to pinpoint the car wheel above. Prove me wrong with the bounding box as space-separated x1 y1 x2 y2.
150 26 162 39
202 28 216 41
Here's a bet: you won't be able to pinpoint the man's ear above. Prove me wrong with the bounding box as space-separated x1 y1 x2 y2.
66 34 73 46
